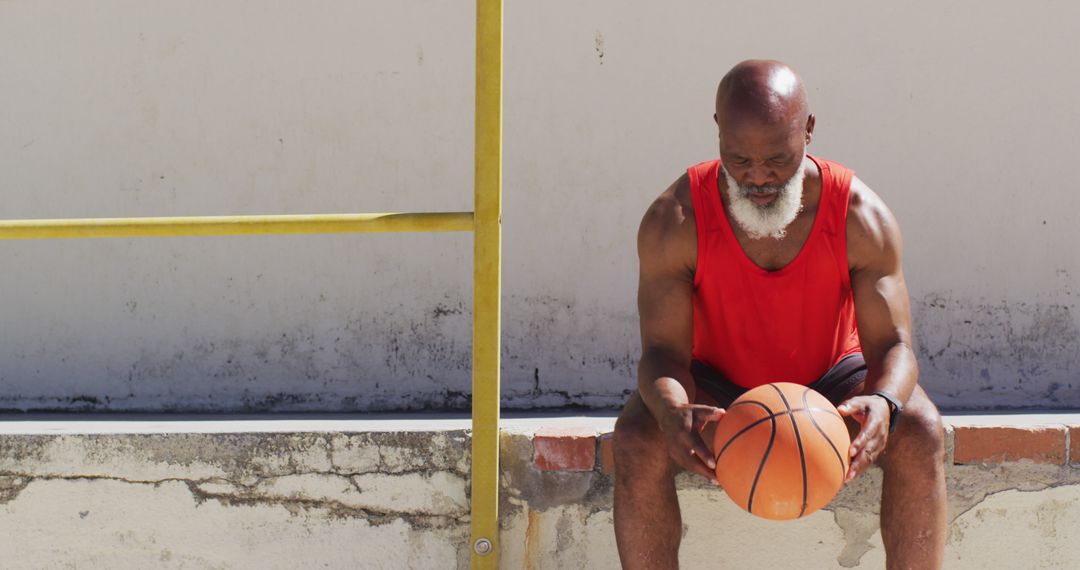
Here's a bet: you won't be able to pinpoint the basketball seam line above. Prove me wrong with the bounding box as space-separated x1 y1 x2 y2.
771 385 808 518
803 388 848 486
713 405 839 462
731 399 843 419
745 408 776 516
714 401 775 461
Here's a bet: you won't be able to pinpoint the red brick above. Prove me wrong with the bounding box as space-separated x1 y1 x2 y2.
953 425 1066 465
533 427 597 471
1069 426 1080 465
600 432 615 474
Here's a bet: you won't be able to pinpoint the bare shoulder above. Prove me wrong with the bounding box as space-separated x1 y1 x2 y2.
846 175 903 272
638 173 696 274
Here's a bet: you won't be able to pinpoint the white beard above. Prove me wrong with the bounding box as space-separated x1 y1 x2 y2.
722 157 807 240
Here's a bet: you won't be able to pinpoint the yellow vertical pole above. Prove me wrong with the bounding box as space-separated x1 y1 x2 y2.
471 0 502 567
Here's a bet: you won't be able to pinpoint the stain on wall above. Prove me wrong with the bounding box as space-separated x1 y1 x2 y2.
914 294 1080 409
1 290 1076 412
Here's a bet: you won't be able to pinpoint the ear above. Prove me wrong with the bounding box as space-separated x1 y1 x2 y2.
805 114 816 145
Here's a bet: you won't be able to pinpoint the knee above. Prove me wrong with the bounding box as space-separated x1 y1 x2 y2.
613 397 669 479
881 389 946 469
613 407 660 461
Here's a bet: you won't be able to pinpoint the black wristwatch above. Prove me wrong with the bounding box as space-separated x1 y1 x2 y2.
872 391 903 434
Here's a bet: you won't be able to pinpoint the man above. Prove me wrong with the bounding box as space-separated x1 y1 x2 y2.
613 60 947 569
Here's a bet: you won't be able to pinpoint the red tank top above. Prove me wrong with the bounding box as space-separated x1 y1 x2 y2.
689 155 861 389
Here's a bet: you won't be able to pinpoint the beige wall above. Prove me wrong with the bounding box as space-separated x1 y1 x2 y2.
1 1 1078 411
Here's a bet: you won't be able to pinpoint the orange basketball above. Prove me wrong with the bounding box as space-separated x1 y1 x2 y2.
712 382 851 520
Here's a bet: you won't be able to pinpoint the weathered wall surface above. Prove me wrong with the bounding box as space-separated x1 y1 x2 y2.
499 469 1080 570
0 428 474 568
1 1 1078 411
503 418 1080 569
2 417 1080 569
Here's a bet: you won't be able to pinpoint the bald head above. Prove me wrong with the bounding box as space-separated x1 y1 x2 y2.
712 60 815 205
715 60 809 130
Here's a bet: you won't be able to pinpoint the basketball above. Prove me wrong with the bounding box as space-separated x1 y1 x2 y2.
712 382 851 520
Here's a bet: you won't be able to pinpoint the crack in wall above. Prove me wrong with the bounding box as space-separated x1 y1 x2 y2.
822 463 1080 568
946 464 1080 524
186 479 468 529
0 432 472 479
0 470 469 531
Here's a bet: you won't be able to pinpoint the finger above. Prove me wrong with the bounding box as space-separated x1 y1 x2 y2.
846 444 872 481
693 407 726 433
848 437 863 461
848 421 882 460
846 442 880 482
839 403 868 423
849 425 872 455
688 432 717 470
846 429 888 482
704 407 726 422
845 455 865 482
691 405 726 423
669 431 719 480
680 448 719 482
842 395 883 415
836 398 861 416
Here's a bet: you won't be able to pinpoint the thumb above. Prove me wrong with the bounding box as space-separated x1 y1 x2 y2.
693 405 726 424
837 400 864 420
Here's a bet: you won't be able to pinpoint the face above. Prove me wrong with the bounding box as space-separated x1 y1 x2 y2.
715 114 815 239
715 113 814 199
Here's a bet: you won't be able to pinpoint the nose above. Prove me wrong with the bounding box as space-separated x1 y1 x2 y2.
742 165 773 188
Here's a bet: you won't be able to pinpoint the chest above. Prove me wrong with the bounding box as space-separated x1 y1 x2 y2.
728 205 819 272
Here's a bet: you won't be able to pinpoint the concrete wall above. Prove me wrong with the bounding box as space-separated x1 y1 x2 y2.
0 422 476 568
2 415 1080 569
1 1 1078 411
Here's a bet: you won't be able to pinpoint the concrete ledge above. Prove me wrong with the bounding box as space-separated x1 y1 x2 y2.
500 412 1080 569
0 413 1078 569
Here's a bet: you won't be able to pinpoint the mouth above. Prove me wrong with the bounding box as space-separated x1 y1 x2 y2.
747 191 779 207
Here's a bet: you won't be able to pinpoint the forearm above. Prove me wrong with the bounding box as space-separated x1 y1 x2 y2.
637 348 696 423
861 341 918 405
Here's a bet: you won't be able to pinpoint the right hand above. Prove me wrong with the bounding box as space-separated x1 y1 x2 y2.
658 404 726 483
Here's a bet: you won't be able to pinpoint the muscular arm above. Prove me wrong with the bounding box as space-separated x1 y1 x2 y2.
841 176 918 478
636 175 696 416
847 176 918 404
636 174 723 479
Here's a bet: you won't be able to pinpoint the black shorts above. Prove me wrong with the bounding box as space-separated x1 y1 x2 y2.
691 353 867 409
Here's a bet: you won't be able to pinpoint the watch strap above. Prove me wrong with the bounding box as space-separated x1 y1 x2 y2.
872 390 903 434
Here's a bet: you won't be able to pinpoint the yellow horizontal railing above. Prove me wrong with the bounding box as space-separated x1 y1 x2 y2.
0 212 474 240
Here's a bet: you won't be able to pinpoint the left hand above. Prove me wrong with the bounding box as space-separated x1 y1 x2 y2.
836 395 892 483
